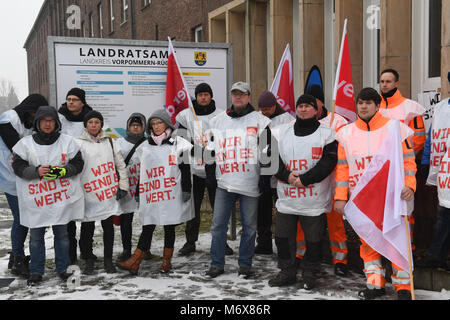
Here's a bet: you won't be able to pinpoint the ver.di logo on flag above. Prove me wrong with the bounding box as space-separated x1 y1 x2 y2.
194 51 207 66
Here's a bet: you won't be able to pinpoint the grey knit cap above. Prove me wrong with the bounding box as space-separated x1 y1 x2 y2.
147 109 175 134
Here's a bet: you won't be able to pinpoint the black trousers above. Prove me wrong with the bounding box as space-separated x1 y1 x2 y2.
184 174 215 244
137 225 176 251
68 220 77 260
79 216 114 259
274 212 325 275
257 187 277 245
119 212 134 252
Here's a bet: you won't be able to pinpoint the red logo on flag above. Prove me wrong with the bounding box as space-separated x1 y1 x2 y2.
311 147 323 160
246 127 257 138
270 44 295 117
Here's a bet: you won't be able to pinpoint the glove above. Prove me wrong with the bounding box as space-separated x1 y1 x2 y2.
44 167 66 180
182 192 191 202
116 189 128 200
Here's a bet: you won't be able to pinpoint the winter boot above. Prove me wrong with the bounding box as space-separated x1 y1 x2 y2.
397 290 412 300
178 242 196 256
268 272 297 287
254 239 273 255
8 252 14 269
83 259 95 275
358 287 386 300
116 250 132 262
334 263 349 277
11 256 30 278
104 258 117 273
160 248 174 273
116 248 146 275
302 269 317 290
27 274 43 286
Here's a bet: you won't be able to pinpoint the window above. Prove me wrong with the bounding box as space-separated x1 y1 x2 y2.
89 13 94 37
110 0 115 32
428 0 441 78
122 0 128 23
412 0 442 95
194 26 203 42
98 3 104 38
143 0 151 7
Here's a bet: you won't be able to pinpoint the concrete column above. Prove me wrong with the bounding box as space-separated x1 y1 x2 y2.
442 0 450 98
294 0 324 96
335 0 364 97
380 0 412 98
248 0 268 103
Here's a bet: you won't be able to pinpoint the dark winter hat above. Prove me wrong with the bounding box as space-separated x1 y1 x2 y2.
258 90 277 108
296 94 318 110
33 106 61 133
66 87 87 105
447 71 450 83
195 83 213 98
147 109 175 134
13 93 49 129
305 84 324 103
83 110 104 127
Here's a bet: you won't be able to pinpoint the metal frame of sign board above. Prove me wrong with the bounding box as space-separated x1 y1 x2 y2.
47 36 233 113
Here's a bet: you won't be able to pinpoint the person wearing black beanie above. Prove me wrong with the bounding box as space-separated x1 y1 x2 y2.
83 110 104 128
268 94 338 290
58 87 93 139
0 93 48 277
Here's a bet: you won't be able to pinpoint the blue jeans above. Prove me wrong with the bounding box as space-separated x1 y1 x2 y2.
29 224 71 276
5 193 28 258
427 205 450 263
210 187 259 270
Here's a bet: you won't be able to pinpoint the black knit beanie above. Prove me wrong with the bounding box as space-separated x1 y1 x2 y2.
83 110 104 127
195 83 213 98
296 94 318 110
66 87 87 105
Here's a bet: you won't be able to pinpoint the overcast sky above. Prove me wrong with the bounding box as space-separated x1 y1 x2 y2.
0 1 45 101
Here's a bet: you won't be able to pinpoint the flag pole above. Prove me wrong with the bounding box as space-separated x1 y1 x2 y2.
404 215 416 300
331 19 347 127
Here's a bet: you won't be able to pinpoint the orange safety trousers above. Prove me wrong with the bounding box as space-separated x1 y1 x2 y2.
296 201 348 265
360 237 412 292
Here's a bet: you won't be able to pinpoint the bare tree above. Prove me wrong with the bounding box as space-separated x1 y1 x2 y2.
0 78 20 113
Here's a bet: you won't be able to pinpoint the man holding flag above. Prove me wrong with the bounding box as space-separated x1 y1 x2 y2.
334 88 417 300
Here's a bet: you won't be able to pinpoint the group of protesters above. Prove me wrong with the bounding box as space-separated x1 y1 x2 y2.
0 68 448 300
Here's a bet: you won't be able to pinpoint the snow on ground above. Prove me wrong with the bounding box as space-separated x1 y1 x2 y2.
0 194 447 301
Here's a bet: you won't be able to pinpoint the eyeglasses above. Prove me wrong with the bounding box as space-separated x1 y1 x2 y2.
66 98 81 102
231 92 249 97
130 123 142 127
40 119 56 124
297 103 315 109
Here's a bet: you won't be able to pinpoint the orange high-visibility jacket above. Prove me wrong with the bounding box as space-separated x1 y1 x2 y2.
335 112 417 202
379 89 426 153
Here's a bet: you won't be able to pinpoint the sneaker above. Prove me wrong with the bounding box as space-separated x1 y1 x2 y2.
397 290 412 300
205 267 224 278
116 250 132 262
178 242 196 256
268 272 297 287
237 267 255 279
104 258 117 274
358 288 386 300
334 263 349 277
225 243 234 256
27 274 43 286
83 259 95 275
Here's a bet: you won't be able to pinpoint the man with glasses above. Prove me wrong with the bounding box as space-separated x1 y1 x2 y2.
57 87 93 265
205 82 271 278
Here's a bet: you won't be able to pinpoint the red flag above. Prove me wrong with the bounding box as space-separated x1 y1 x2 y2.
165 38 193 125
332 19 356 122
270 44 295 117
344 121 412 271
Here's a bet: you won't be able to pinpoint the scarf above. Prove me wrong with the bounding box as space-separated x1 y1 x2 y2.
151 128 172 146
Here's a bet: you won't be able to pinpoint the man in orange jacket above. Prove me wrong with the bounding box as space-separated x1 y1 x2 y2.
334 87 417 300
379 69 426 252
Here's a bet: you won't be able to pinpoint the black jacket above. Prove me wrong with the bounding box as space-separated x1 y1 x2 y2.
274 116 338 186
